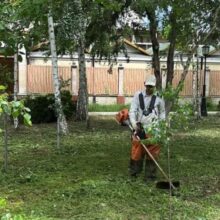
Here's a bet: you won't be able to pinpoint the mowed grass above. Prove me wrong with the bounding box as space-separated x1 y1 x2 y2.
0 115 220 220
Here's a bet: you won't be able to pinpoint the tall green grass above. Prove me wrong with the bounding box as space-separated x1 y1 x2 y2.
0 116 220 219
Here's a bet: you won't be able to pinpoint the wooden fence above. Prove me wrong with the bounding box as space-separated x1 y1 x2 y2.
27 65 220 97
209 71 220 96
124 68 151 95
87 67 118 95
27 65 71 93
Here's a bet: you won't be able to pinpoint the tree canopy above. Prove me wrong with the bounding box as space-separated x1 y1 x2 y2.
1 0 220 118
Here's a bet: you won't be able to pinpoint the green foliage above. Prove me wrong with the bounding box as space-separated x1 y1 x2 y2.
144 84 192 146
84 0 132 61
24 90 76 123
169 103 193 130
0 198 7 208
24 95 55 123
206 98 219 111
160 82 184 103
217 101 220 111
0 64 13 92
59 90 76 117
142 120 171 146
1 213 25 220
0 86 32 126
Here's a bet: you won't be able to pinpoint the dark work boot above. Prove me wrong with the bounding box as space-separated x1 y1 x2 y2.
129 159 143 178
144 159 157 182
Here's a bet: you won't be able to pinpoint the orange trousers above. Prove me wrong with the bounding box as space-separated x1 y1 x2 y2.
131 135 160 161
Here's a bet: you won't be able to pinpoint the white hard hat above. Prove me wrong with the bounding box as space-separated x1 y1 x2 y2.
144 75 156 86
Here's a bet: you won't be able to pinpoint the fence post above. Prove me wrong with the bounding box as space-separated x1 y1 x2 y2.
71 62 78 101
117 64 125 104
205 67 210 97
161 65 167 89
18 46 27 95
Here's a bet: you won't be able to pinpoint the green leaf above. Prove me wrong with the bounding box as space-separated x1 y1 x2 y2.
12 101 22 108
0 23 5 30
13 214 25 220
0 85 6 91
1 103 11 114
1 213 12 220
0 198 7 207
12 109 20 118
24 107 31 112
23 113 32 126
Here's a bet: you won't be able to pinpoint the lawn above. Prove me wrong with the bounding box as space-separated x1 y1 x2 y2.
0 115 220 220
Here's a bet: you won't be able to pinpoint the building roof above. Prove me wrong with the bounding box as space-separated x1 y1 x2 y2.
123 39 150 55
146 42 170 55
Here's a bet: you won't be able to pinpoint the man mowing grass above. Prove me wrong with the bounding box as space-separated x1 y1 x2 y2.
129 75 165 182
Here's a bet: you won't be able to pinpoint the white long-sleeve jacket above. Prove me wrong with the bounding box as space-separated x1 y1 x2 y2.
129 90 165 130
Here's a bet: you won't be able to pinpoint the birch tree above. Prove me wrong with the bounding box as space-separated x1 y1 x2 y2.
57 0 131 121
13 46 19 128
73 0 88 122
48 6 68 136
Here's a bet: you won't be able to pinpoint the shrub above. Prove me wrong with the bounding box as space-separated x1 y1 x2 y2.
217 101 220 111
24 90 76 123
206 98 218 111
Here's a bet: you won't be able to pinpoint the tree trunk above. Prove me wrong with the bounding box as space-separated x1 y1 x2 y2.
178 54 192 88
75 38 88 121
3 114 8 172
165 42 176 115
48 9 68 136
165 12 177 115
13 46 19 128
197 56 202 119
166 39 176 86
166 14 176 87
192 54 197 115
75 0 89 122
146 10 161 89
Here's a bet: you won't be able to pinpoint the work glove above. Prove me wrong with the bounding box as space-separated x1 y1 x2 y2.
135 122 145 140
135 122 142 132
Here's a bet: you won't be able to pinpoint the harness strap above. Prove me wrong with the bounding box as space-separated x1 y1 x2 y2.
149 95 156 112
139 93 145 111
139 93 156 113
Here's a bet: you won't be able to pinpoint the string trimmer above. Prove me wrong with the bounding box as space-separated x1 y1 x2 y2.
116 109 180 191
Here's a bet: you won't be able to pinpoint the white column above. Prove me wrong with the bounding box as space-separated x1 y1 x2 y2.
117 64 125 104
118 64 124 96
71 62 78 96
205 67 210 97
18 46 27 95
161 66 167 89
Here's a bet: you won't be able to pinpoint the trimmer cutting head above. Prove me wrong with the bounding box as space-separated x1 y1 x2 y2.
156 181 180 189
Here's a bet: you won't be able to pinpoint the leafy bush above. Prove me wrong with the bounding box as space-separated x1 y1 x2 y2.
0 64 13 94
24 90 76 123
206 98 218 111
217 101 220 111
